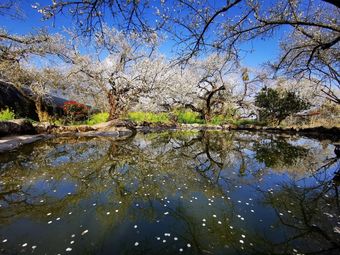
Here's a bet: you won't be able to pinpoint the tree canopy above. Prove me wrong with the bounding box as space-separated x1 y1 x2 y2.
0 0 338 123
255 87 311 124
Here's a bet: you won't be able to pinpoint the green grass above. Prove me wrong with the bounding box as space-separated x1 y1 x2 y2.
50 112 109 126
233 119 264 126
208 115 230 125
0 108 15 121
173 110 204 124
127 110 204 124
128 112 171 124
127 110 260 126
207 115 262 126
86 112 109 125
50 119 63 126
50 110 261 127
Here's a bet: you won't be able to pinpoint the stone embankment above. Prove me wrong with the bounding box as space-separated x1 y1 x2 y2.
1 119 339 153
0 119 136 153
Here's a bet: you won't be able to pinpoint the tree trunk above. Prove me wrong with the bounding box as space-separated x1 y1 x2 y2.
277 118 284 126
205 86 225 121
108 90 119 120
205 92 214 122
35 96 50 122
205 101 212 122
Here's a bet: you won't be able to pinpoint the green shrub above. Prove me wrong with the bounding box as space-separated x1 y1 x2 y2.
208 115 231 125
128 112 170 124
0 108 15 121
86 112 109 125
51 119 64 126
255 87 310 125
173 110 204 124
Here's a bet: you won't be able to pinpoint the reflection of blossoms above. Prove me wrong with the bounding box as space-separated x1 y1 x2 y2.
0 132 338 254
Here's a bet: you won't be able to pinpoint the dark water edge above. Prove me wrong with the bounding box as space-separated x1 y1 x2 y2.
136 124 340 143
0 130 339 255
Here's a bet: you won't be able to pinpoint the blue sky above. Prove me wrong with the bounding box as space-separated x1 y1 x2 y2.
0 0 282 68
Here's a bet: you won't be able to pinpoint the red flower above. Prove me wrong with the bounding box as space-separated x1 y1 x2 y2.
63 101 89 121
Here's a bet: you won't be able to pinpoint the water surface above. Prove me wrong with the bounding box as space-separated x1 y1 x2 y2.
0 131 339 254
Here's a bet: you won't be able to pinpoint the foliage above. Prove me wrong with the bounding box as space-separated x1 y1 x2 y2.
0 108 15 121
208 115 228 125
149 55 257 121
37 0 340 103
1 0 338 127
63 26 159 120
128 112 171 124
255 87 310 125
207 115 261 126
63 101 89 122
86 112 109 125
254 139 308 168
50 118 64 126
208 115 240 125
127 110 261 126
173 110 204 124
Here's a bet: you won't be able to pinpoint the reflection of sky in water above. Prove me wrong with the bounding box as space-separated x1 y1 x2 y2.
0 131 339 255
45 142 109 167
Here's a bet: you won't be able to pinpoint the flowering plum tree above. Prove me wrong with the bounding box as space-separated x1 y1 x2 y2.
38 0 339 104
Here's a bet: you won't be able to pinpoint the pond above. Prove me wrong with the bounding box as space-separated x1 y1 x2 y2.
0 131 339 255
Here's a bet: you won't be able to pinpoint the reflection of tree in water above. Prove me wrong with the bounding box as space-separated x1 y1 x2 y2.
170 131 265 182
0 138 116 224
0 134 244 254
0 132 339 254
256 145 340 255
254 138 309 168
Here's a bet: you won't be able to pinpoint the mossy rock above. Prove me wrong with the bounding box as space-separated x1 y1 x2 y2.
0 119 36 137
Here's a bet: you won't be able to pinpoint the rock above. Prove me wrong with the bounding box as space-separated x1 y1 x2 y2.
35 120 135 139
0 119 36 137
34 122 58 134
0 81 39 120
0 134 51 153
0 120 137 153
76 131 120 137
34 123 96 134
139 121 152 127
189 124 202 128
333 226 340 234
73 127 133 138
228 124 238 130
205 124 222 130
118 130 134 137
180 124 203 130
93 119 136 133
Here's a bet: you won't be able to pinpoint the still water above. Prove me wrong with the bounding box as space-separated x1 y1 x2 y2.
0 131 339 255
